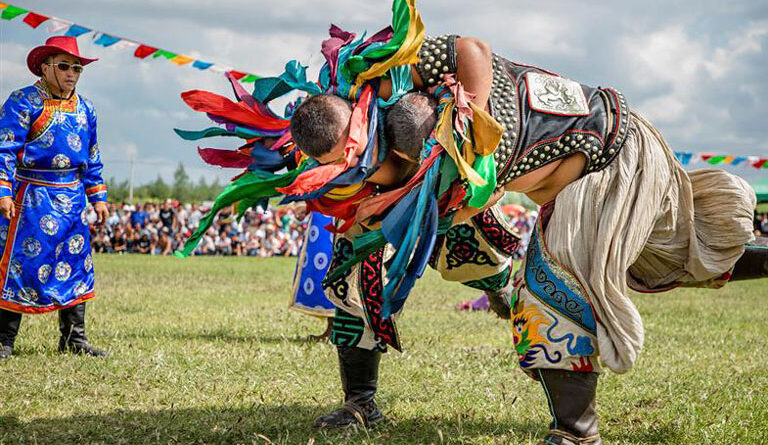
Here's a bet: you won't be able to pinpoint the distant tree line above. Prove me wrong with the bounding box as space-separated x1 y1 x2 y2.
106 163 224 203
105 163 540 210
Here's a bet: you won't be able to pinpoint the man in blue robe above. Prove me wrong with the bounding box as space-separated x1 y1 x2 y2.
0 36 109 359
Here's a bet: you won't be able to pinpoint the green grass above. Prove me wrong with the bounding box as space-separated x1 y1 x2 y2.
0 254 767 444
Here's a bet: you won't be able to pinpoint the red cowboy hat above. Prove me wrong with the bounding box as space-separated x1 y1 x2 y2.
26 36 98 77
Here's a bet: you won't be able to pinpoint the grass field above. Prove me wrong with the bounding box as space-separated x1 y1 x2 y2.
0 254 767 444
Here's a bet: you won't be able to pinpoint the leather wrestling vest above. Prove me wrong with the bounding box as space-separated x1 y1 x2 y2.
417 35 631 187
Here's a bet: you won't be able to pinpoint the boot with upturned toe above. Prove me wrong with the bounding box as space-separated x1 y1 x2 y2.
731 243 768 281
536 370 602 445
313 346 384 428
58 303 109 357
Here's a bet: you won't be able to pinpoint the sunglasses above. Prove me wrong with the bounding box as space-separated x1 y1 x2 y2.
47 62 84 74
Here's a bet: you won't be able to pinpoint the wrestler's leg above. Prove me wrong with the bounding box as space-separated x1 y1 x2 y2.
313 308 385 428
512 284 602 445
316 233 392 428
536 369 601 445
730 243 768 281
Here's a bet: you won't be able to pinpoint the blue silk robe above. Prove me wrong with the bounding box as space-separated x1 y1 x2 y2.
0 80 107 313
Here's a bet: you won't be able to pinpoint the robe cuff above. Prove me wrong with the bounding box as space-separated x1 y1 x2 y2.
0 180 13 198
85 184 108 203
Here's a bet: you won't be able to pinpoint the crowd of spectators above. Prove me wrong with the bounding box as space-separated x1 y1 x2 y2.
754 212 768 237
88 201 309 257
505 206 538 259
86 201 540 258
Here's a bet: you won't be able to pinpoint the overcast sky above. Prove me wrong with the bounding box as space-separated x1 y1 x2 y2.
1 0 767 185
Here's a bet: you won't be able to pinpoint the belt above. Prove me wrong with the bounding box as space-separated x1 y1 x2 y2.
14 167 80 187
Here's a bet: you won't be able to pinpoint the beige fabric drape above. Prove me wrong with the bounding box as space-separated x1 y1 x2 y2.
541 112 755 373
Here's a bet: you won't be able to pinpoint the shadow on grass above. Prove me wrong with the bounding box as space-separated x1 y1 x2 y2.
119 328 323 345
0 403 686 444
0 404 544 444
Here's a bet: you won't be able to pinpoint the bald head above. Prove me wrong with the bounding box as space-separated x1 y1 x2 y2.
385 92 438 160
290 94 353 158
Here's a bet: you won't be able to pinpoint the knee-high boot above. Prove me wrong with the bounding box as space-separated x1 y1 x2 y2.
58 303 109 357
0 309 22 359
313 345 384 428
536 370 602 445
731 244 768 281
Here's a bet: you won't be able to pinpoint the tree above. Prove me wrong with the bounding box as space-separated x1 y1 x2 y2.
172 163 191 202
147 175 170 200
207 177 223 200
193 175 209 201
105 177 131 203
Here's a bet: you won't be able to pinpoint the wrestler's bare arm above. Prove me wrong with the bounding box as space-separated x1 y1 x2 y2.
379 37 493 110
454 37 493 109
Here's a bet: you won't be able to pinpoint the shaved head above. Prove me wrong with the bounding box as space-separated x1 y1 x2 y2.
290 94 353 158
385 92 438 160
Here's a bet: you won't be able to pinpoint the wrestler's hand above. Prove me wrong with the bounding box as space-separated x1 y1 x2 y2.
0 196 15 220
94 201 109 225
451 188 505 224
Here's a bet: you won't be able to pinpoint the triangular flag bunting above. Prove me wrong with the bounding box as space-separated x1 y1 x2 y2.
47 18 71 34
171 55 194 65
1 5 27 20
22 12 48 28
134 45 158 59
94 33 121 47
192 61 213 70
65 24 90 37
153 50 178 60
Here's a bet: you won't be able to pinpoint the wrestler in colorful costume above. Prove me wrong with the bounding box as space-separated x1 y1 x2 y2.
0 36 109 359
374 31 764 445
174 0 520 429
174 1 767 442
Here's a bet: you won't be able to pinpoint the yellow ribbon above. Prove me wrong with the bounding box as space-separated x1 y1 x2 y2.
435 99 504 186
324 182 366 200
350 0 425 98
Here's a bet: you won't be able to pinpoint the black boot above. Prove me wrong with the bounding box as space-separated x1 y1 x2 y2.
58 303 109 357
486 289 512 319
313 346 384 428
536 370 602 445
731 244 768 281
0 309 22 359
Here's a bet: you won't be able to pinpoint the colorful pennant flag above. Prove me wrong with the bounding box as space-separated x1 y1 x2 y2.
675 151 768 170
46 18 71 34
93 33 121 47
192 61 214 70
21 11 47 28
134 45 158 59
65 24 90 37
1 2 263 83
1 4 26 20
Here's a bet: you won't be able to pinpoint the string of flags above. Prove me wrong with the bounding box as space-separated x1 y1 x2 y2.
675 151 768 170
3 2 767 170
0 2 262 83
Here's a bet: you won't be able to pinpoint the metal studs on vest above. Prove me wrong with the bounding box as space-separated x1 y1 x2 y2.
417 35 457 87
586 88 631 174
510 133 605 179
489 55 522 186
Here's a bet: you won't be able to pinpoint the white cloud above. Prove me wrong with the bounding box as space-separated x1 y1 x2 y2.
706 20 768 79
1 0 767 184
